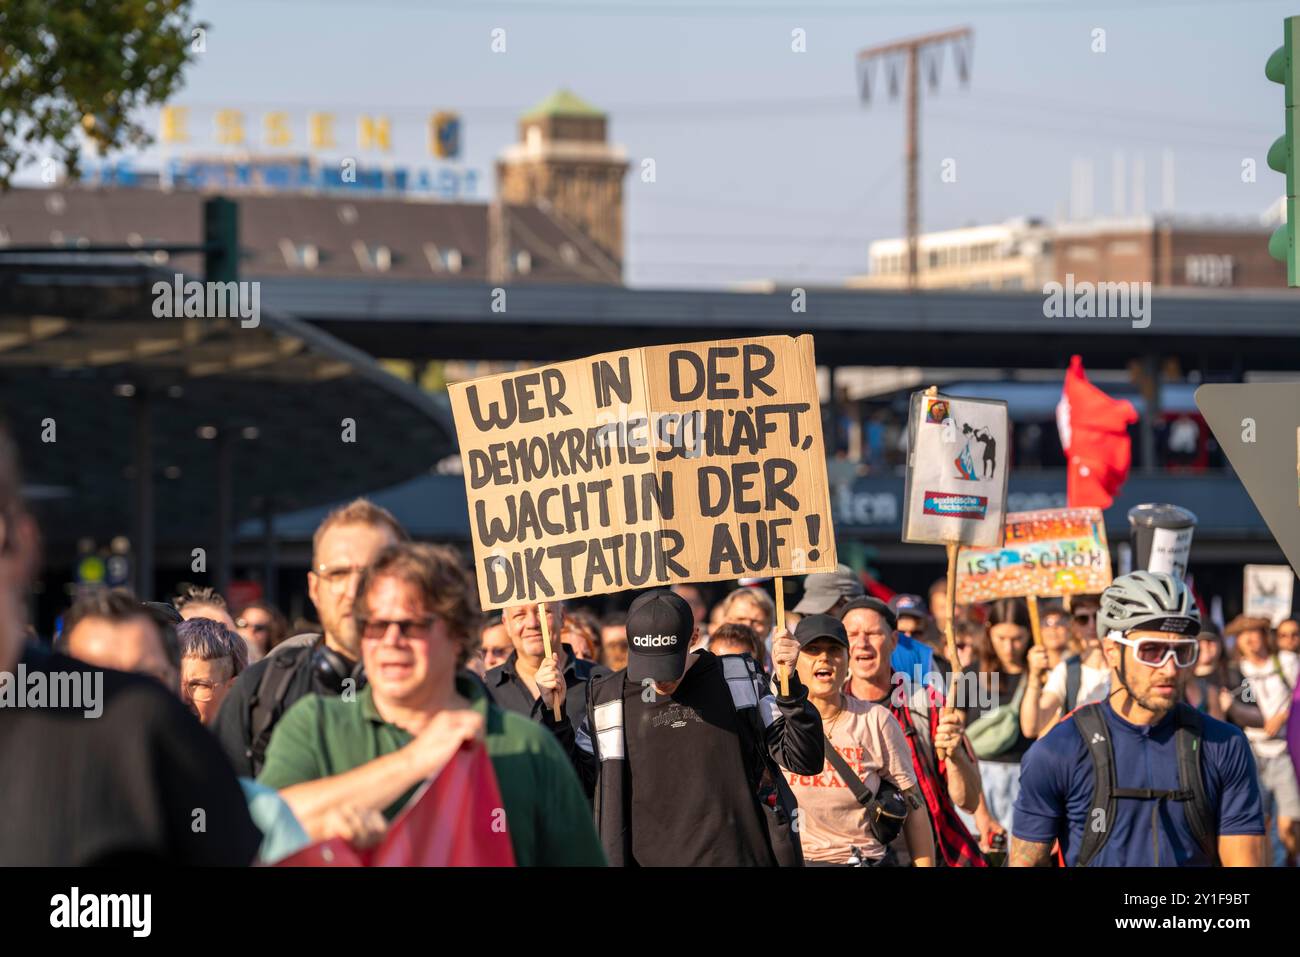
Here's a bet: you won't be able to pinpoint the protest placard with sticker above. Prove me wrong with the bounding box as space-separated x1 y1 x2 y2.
902 391 1009 548
955 507 1112 603
1244 564 1295 627
449 335 837 610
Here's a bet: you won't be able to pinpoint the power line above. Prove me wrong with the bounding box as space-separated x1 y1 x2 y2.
792 161 905 274
164 92 1272 137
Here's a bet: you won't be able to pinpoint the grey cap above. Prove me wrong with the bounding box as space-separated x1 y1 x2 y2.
793 564 865 615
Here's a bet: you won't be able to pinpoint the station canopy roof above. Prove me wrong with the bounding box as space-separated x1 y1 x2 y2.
0 255 455 553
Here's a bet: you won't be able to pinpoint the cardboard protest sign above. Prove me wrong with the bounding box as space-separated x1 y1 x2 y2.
902 391 1009 548
449 335 837 610
1244 564 1295 627
956 508 1112 603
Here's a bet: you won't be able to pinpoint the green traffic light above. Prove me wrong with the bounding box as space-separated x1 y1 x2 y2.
1267 44 1288 85
1269 223 1290 261
1268 134 1290 174
1266 18 1299 284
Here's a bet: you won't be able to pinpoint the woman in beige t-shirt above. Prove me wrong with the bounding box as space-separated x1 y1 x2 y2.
781 614 936 866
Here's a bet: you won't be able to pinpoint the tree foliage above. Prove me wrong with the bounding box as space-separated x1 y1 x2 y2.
0 0 201 188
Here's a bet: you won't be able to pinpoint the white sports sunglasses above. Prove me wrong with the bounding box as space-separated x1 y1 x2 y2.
1105 632 1199 668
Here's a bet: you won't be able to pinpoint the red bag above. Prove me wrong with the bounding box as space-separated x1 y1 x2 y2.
277 742 517 867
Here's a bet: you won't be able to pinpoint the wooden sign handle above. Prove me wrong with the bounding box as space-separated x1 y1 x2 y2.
1027 594 1042 647
943 541 962 707
537 602 563 722
776 577 790 696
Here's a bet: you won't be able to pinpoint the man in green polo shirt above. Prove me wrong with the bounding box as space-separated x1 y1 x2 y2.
259 542 604 867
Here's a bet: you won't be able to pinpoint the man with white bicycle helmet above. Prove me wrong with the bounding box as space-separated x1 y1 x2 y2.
1009 571 1265 866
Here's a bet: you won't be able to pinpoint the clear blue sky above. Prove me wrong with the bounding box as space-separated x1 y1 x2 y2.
92 0 1300 287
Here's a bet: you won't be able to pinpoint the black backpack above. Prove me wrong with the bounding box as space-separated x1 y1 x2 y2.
246 646 314 776
1071 702 1216 867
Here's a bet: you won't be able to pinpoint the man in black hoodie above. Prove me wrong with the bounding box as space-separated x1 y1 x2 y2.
576 588 823 866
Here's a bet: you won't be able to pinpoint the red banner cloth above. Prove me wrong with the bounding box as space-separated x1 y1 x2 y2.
276 741 517 867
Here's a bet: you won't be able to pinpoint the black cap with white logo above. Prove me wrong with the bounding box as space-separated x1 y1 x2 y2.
626 589 694 684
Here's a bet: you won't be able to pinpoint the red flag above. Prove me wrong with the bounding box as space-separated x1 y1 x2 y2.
1056 355 1139 509
860 571 895 603
276 742 517 867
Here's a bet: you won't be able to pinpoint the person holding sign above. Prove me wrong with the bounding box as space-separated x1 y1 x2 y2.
838 597 986 867
1038 605 1072 669
485 600 607 780
1020 605 1111 740
1012 572 1265 867
575 590 823 866
781 614 934 867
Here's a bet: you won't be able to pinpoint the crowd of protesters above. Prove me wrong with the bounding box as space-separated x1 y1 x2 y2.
0 426 1296 867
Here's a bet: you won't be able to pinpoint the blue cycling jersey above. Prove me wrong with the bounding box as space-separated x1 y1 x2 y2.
1013 700 1265 866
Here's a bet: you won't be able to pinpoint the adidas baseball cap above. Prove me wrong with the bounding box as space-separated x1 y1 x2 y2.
625 589 694 684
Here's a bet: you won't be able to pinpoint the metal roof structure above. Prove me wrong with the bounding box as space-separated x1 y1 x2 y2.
254 279 1300 371
0 254 455 595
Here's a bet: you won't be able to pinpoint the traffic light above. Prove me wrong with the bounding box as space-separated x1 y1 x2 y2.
203 196 239 284
1266 16 1300 285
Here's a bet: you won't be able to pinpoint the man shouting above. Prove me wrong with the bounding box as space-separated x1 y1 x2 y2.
576 588 824 865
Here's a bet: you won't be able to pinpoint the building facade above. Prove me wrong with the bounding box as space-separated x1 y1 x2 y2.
848 218 1054 291
852 214 1288 290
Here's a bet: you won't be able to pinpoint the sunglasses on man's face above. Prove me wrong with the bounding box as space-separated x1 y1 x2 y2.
1108 635 1199 668
1073 611 1097 625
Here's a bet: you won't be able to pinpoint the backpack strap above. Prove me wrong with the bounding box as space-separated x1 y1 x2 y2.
1064 656 1083 713
823 738 875 807
1074 702 1216 867
1072 703 1115 867
1174 704 1218 865
1272 654 1294 693
247 649 306 775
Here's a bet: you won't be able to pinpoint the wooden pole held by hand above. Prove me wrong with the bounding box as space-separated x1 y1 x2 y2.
943 541 961 707
776 577 790 696
537 602 563 722
1027 594 1042 647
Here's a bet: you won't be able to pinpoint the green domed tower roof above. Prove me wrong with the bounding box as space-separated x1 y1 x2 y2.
522 89 604 120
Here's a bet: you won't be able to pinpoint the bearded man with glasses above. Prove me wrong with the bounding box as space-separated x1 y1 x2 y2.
213 498 408 777
1010 571 1266 867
